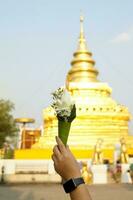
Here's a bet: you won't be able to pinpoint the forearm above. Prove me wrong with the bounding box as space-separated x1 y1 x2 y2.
70 184 92 200
52 137 92 200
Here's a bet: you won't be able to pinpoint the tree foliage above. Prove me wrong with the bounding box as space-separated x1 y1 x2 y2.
0 99 18 148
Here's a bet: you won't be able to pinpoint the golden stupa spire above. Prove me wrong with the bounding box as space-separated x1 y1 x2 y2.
78 14 88 52
66 15 99 85
80 14 84 38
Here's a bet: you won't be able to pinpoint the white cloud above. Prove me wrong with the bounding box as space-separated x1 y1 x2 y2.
111 32 132 44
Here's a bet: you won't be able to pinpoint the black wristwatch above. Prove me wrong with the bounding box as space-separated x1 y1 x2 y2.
63 177 85 193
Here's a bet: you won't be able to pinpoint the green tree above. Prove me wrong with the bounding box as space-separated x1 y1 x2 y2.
0 99 18 148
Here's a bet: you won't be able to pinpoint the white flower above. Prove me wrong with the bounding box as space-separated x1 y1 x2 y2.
57 90 74 109
51 88 75 118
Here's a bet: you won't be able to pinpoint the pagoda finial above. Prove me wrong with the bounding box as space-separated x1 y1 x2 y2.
80 12 84 38
78 13 88 52
66 15 99 85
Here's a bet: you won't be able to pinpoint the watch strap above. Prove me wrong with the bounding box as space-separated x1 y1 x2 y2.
63 177 85 193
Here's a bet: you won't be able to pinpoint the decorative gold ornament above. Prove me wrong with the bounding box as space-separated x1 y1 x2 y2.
92 139 103 164
120 137 129 163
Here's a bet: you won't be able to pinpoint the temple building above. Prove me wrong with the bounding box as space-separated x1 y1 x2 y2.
15 16 133 162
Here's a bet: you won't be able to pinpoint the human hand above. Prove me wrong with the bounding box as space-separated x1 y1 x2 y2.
52 136 81 181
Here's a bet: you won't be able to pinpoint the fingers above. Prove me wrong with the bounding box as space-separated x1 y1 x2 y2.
53 145 61 158
52 154 58 165
56 136 66 153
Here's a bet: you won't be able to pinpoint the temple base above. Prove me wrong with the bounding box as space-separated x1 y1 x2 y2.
15 147 115 162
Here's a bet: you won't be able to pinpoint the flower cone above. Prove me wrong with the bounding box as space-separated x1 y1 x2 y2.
58 120 71 146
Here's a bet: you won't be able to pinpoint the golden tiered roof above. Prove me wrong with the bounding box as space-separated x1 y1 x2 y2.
66 15 98 84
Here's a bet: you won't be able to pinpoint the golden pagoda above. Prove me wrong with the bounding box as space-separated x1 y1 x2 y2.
15 16 133 161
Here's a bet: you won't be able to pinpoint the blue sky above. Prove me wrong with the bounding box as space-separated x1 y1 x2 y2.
0 0 133 129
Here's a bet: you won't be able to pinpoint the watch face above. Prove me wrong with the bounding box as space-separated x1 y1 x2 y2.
63 179 76 193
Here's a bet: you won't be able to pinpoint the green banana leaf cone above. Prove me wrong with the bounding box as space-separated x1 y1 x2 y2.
58 120 71 146
57 105 76 146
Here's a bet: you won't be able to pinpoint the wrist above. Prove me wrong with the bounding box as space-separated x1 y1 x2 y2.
64 171 82 181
